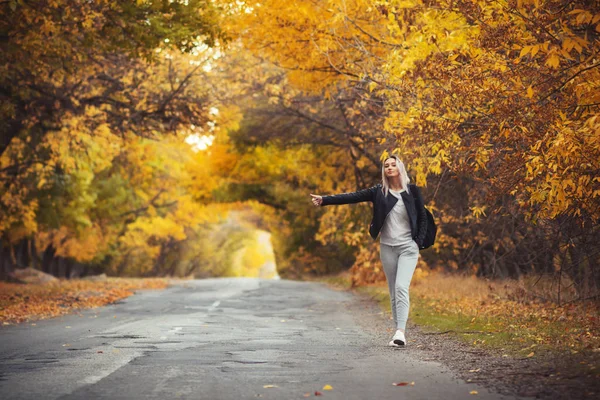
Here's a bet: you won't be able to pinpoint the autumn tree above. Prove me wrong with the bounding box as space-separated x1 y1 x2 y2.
0 0 232 277
203 47 391 276
225 0 600 297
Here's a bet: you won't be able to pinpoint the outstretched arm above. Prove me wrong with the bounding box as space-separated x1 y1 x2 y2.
311 186 378 207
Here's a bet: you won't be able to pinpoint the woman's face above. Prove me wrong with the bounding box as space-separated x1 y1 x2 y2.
384 158 400 178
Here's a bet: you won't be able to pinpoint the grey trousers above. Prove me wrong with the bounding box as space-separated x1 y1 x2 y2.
379 241 419 330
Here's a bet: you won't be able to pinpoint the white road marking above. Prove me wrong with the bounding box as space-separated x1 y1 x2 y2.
80 353 139 385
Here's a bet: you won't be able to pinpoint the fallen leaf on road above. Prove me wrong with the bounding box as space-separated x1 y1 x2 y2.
392 382 410 386
470 390 478 395
303 393 310 398
526 352 535 357
263 385 277 388
97 350 103 353
314 391 322 396
323 385 333 390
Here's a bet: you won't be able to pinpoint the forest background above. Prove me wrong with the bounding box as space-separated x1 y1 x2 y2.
1 0 599 318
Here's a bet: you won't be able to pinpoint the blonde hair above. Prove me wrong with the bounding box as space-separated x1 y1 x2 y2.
381 155 411 196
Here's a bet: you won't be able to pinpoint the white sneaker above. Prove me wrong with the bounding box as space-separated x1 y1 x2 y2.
392 330 406 346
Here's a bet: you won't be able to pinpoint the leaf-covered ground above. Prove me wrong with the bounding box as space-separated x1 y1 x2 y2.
322 272 600 399
325 272 599 356
0 278 169 325
409 273 600 357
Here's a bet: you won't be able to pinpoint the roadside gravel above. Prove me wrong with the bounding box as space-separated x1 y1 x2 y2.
348 289 600 400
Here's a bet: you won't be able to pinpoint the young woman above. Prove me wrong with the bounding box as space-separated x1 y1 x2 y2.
310 155 427 347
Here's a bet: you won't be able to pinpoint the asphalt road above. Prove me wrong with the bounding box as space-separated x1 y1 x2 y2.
0 278 525 399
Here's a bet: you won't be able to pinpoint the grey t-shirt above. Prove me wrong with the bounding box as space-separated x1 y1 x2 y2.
380 189 413 246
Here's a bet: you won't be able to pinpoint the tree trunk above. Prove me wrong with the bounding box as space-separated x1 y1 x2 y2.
42 245 56 274
29 238 40 270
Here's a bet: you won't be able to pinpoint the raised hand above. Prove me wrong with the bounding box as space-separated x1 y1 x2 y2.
310 194 323 207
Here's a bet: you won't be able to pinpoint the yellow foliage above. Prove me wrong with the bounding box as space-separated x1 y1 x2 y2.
230 0 600 225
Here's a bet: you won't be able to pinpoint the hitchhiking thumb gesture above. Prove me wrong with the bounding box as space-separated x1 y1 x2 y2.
310 194 323 207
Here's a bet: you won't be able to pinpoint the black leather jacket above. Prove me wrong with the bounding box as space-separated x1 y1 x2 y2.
321 183 428 247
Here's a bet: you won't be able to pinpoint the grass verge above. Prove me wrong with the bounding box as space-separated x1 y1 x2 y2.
320 271 599 372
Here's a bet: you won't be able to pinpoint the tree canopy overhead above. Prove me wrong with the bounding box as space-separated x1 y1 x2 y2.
1 0 599 296
229 0 600 223
222 0 600 292
0 0 236 277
